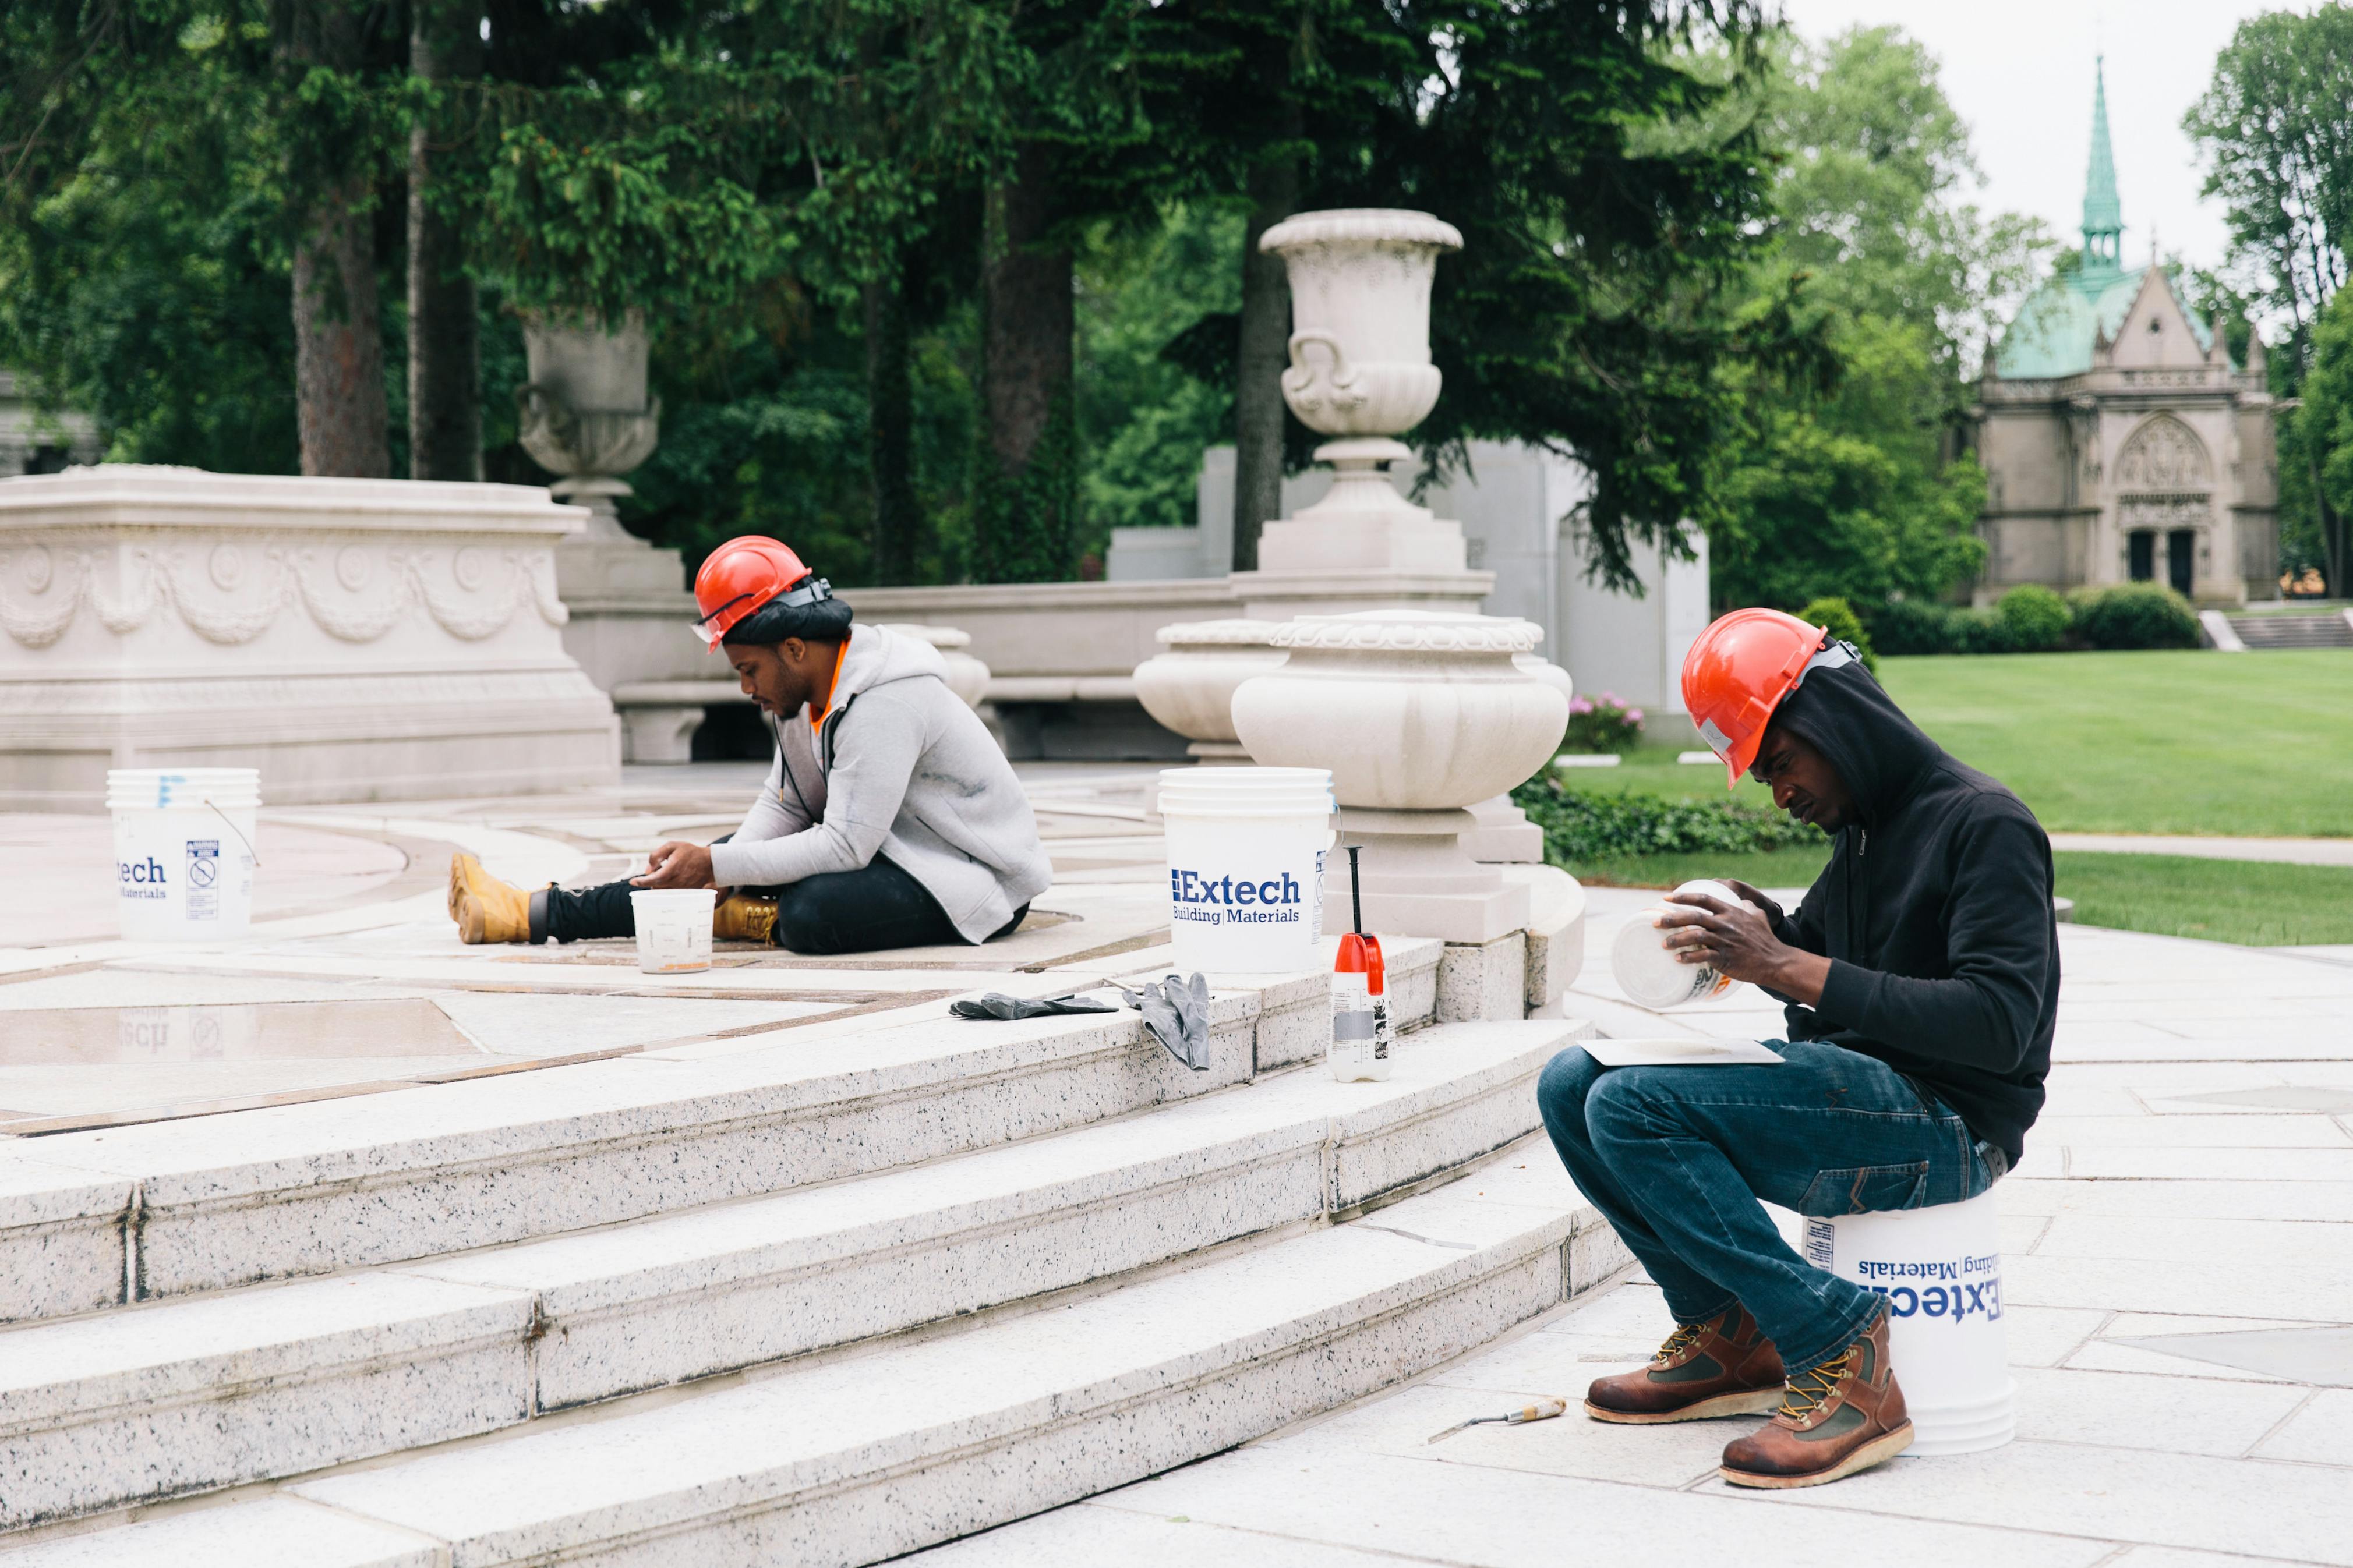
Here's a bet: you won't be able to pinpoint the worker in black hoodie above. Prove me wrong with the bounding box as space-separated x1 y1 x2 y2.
1536 607 2058 1492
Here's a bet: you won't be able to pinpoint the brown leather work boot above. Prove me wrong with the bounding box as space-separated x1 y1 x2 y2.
712 893 778 946
1585 1304 1786 1424
1720 1303 1913 1488
448 854 534 945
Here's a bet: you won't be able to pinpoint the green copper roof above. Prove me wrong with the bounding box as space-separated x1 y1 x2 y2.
1991 59 2216 380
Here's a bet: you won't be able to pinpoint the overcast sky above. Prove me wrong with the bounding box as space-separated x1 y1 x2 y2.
1776 1 2322 277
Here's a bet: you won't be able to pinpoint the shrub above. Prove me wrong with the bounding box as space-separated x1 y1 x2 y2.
1563 691 1644 753
1994 585 2071 652
1796 595 1877 670
1511 776 1824 862
1864 596 1970 656
2070 583 2199 650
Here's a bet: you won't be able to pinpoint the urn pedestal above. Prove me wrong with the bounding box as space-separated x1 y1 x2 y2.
1231 612 1567 942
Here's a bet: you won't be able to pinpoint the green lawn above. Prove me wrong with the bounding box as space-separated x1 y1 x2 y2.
2053 852 2353 946
1561 846 2353 947
1581 649 2353 837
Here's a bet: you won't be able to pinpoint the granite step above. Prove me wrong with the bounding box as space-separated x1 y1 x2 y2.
1 1150 1622 1567
0 963 1365 1321
0 1021 1585 1533
2225 610 2353 649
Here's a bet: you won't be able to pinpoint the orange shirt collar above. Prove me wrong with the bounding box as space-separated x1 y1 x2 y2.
807 645 843 734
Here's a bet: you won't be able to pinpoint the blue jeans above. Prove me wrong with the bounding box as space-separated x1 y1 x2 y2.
1536 1040 1995 1371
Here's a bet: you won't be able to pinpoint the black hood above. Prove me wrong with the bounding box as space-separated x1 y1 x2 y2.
1768 655 1944 829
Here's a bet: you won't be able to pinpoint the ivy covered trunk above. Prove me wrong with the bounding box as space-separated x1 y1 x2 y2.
1231 141 1298 572
973 143 1076 583
865 272 921 583
285 0 388 479
407 3 483 482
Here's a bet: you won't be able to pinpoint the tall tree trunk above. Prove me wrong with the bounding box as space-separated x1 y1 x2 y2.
285 0 389 478
865 272 920 583
976 141 1075 582
408 3 482 481
1232 141 1299 572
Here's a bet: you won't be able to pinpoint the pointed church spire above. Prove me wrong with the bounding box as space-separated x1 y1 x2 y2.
2081 56 2124 280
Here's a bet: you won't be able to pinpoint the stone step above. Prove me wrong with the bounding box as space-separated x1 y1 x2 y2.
2225 610 2353 649
0 1021 1584 1532
1 964 1369 1321
3 1151 1621 1567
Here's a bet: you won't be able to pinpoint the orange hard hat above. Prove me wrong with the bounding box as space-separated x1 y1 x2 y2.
1680 608 1832 789
691 536 831 650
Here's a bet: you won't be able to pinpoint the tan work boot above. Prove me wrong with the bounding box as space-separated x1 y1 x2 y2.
1719 1302 1913 1488
448 854 534 945
712 893 779 946
1585 1304 1786 1424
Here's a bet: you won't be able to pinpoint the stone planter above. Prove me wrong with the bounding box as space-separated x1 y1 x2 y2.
517 313 662 535
1261 209 1462 440
1231 610 1567 941
1241 209 1483 605
1132 619 1287 760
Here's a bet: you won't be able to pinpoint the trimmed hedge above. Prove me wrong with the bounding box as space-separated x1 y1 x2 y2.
2069 583 2200 650
1858 582 2199 656
1512 776 1824 862
1797 595 1877 670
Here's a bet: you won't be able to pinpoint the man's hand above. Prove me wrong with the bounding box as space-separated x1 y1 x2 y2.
1656 887 1830 1006
632 840 718 890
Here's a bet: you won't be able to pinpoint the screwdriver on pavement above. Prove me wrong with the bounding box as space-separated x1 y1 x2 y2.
1426 1396 1569 1444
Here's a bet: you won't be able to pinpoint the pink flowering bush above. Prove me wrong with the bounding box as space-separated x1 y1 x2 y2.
1563 691 1644 753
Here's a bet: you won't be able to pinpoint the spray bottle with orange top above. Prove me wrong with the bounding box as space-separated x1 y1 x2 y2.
1331 846 1392 1082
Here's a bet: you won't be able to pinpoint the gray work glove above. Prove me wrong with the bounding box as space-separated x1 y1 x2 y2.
949 992 1120 1021
1121 972 1212 1071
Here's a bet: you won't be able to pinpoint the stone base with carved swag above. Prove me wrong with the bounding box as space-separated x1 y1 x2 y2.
0 466 619 808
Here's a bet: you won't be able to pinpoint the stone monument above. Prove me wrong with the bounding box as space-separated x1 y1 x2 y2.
0 466 619 806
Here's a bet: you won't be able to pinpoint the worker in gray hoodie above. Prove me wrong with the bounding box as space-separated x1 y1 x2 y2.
448 536 1053 954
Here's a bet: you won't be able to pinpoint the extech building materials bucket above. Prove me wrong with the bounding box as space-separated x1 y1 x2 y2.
106 769 260 941
1158 767 1334 974
1804 1186 2015 1454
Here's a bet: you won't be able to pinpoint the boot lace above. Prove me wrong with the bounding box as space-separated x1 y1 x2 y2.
1651 1319 1709 1367
1775 1342 1859 1422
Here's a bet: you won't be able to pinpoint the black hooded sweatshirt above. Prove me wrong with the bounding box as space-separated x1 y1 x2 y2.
1759 655 2059 1163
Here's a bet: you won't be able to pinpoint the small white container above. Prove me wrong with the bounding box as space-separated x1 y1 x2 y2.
1330 971 1389 1082
106 768 261 941
1804 1187 2015 1454
1158 767 1335 974
629 887 716 974
1610 877 1743 1009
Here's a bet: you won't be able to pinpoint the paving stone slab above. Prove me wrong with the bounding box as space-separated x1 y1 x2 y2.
2253 1388 2353 1465
911 1506 1418 1567
0 1497 443 1567
2009 1365 2312 1458
2009 1254 2353 1323
1715 1438 2353 1565
973 1449 2117 1568
2111 1325 2353 1388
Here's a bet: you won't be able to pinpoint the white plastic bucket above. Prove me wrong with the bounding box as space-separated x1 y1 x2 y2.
1803 1187 2015 1454
1610 878 1741 1008
1158 766 1334 973
630 888 716 974
105 769 261 941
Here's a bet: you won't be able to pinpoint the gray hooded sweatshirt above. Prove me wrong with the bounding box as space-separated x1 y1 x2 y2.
705 623 1054 943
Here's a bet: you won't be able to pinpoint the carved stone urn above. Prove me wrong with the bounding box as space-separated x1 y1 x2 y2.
1132 619 1287 762
1231 610 1568 941
517 313 662 539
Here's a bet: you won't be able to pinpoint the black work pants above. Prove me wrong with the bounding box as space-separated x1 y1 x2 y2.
542 854 1015 955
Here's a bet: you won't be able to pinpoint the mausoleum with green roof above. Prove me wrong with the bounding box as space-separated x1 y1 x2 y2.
1972 59 2277 605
